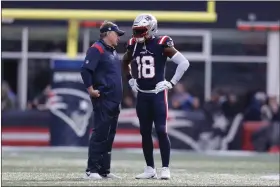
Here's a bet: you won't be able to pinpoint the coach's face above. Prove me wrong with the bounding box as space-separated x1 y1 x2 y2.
108 31 120 47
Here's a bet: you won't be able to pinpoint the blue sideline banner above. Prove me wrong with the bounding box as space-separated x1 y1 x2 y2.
48 58 92 146
2 109 244 150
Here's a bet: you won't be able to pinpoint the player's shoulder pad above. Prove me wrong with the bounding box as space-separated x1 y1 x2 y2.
127 38 136 46
126 38 136 51
157 35 174 47
90 42 105 54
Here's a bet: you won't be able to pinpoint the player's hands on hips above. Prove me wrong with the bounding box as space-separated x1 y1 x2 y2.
128 78 139 93
155 80 173 94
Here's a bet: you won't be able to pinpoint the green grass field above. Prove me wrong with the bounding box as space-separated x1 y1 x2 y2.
1 147 279 186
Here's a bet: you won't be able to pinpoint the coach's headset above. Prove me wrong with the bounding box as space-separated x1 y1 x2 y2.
100 24 125 36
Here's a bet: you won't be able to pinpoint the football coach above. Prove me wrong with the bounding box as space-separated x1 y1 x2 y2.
80 21 125 180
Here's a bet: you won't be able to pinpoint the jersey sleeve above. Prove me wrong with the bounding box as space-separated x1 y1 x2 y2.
126 38 136 52
81 44 103 72
158 35 174 48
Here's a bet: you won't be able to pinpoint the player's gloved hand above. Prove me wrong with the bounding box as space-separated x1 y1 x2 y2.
128 78 139 93
155 80 173 94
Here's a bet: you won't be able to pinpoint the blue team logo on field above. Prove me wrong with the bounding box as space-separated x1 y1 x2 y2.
47 88 92 137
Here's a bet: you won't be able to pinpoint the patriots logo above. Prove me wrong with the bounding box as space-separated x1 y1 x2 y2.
46 88 92 137
134 15 152 24
145 16 152 21
118 109 201 151
118 109 244 151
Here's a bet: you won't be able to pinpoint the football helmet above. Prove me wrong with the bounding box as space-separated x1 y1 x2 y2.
132 13 158 43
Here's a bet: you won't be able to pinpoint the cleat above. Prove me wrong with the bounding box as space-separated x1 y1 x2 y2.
135 166 158 179
101 173 122 179
83 172 103 180
159 167 170 180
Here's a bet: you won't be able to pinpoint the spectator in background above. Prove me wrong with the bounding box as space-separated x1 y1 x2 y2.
192 97 201 111
1 81 16 111
171 83 198 111
203 90 222 112
252 95 280 153
28 84 52 110
221 93 240 118
122 95 135 108
202 90 223 123
268 96 280 152
244 92 267 121
263 96 280 121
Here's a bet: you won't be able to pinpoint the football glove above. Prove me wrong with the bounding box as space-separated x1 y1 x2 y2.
128 78 139 93
155 80 173 94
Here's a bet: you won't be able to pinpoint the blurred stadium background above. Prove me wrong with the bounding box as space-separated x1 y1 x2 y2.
1 1 280 186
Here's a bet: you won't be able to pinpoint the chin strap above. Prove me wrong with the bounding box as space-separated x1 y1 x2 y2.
132 41 138 57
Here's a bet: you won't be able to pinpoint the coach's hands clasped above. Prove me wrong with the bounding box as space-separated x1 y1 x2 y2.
155 80 173 94
87 86 100 98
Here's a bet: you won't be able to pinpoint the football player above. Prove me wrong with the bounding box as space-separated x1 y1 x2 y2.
122 13 190 180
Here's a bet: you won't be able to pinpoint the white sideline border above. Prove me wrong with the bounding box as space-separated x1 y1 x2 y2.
260 174 280 181
1 146 267 157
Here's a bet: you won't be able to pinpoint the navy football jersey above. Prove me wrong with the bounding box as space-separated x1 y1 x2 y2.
127 36 174 90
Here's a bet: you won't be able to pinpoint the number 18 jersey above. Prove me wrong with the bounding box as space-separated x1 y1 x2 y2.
127 36 174 91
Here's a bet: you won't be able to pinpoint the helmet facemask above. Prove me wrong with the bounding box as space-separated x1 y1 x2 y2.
132 26 149 43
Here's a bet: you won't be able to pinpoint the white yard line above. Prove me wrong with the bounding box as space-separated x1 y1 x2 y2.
260 174 280 181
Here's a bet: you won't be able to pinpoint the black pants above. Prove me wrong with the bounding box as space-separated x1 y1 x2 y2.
87 98 120 175
136 90 171 167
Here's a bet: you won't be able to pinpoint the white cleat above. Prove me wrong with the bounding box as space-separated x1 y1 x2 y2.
160 167 171 180
83 172 103 180
101 173 122 179
135 166 157 179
